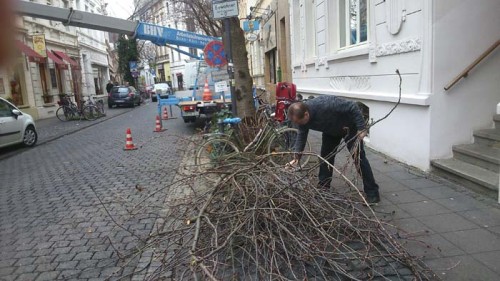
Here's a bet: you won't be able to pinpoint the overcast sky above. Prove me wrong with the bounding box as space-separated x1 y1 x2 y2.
106 0 135 19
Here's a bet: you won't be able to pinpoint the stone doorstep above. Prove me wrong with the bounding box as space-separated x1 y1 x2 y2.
432 158 498 197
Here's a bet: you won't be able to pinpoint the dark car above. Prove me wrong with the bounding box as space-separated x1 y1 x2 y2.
108 86 142 108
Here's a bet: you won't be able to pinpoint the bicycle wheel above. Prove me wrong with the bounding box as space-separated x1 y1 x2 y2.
96 101 105 117
56 106 74 121
195 138 240 182
82 105 99 121
267 128 312 167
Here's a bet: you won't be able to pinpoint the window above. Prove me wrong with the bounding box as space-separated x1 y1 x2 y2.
49 68 58 88
0 100 14 117
267 49 276 84
291 0 300 64
339 0 368 48
305 1 316 59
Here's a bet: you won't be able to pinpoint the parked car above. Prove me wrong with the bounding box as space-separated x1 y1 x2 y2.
151 83 172 102
0 97 37 148
108 86 142 108
138 85 153 99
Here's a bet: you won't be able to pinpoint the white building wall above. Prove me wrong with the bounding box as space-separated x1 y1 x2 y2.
429 0 500 160
290 0 432 170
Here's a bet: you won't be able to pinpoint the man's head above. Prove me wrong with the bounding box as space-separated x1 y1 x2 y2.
125 81 130 86
288 102 310 125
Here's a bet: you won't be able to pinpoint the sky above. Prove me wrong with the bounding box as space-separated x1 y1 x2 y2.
106 0 135 19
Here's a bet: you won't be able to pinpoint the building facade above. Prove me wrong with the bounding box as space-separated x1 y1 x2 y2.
0 0 110 120
289 0 500 173
75 0 110 98
0 0 82 119
242 0 293 100
134 0 202 90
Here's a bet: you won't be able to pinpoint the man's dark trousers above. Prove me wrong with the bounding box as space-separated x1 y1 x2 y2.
318 132 379 197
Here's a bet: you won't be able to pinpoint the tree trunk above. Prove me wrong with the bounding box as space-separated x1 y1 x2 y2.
225 18 255 118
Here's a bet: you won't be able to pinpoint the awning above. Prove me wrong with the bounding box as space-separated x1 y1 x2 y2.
15 40 44 63
52 50 80 69
47 50 68 69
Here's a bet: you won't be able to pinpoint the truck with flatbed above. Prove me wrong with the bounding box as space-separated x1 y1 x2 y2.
178 61 232 123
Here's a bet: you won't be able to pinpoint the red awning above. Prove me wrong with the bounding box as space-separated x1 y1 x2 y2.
52 50 79 69
47 50 68 69
15 40 44 63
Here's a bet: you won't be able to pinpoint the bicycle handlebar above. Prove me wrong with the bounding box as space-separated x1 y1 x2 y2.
221 117 242 124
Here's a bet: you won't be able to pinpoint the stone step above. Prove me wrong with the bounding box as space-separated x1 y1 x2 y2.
453 144 500 172
473 129 500 147
494 115 500 129
431 158 498 198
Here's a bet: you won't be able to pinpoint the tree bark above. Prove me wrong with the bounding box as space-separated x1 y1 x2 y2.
225 17 255 118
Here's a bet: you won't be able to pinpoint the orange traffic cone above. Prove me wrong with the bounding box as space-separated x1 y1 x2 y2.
153 115 166 132
162 106 169 120
202 78 212 101
124 128 138 150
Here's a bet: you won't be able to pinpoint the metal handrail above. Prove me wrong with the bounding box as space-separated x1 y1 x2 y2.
444 39 499 91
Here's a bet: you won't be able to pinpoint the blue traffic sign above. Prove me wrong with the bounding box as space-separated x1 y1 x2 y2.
136 23 220 49
129 61 138 72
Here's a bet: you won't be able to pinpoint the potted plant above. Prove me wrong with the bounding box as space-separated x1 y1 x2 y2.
42 93 53 104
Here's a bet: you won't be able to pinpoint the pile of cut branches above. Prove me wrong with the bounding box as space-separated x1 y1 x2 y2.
130 70 438 280
137 155 437 281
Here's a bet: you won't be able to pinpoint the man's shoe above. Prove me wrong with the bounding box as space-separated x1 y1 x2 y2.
317 183 330 189
365 195 380 205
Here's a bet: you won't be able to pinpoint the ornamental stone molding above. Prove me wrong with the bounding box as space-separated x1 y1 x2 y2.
372 37 422 58
368 41 378 63
385 0 406 35
315 57 329 70
300 62 307 72
329 76 371 92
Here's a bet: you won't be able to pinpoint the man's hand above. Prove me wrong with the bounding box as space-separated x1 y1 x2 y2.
357 130 367 140
286 159 299 170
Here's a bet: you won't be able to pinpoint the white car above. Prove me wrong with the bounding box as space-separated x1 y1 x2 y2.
0 97 37 148
151 83 172 102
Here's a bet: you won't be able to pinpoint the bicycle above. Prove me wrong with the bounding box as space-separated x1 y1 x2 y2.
85 95 105 118
56 96 100 121
195 101 312 182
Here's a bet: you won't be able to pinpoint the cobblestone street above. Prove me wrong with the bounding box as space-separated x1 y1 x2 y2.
1 98 500 280
0 102 196 280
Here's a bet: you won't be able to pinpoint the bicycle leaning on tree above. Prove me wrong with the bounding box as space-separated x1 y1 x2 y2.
56 95 101 122
195 98 312 182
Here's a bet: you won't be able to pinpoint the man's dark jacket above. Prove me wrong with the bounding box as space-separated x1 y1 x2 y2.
294 96 366 153
106 83 114 94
